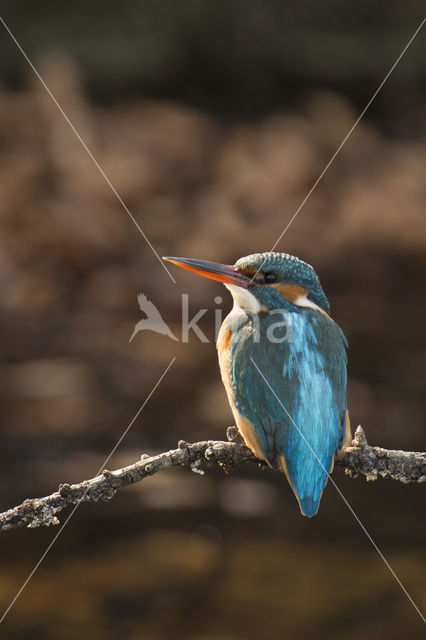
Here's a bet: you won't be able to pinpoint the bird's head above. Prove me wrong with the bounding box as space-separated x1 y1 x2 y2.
163 252 330 315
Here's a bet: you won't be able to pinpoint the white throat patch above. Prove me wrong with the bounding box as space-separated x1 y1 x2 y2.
225 285 329 318
225 284 267 313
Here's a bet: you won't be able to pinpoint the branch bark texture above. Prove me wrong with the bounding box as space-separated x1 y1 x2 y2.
1 427 424 531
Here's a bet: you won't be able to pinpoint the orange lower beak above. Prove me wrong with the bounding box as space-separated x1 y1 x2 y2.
163 257 251 288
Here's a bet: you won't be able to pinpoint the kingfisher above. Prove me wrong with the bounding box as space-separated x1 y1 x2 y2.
163 252 351 517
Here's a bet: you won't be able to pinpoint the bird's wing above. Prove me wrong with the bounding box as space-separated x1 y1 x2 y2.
228 309 347 516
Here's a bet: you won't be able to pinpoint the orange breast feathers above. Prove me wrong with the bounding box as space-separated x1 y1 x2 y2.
216 322 266 462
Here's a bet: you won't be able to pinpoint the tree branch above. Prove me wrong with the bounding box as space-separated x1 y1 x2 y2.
1 427 424 531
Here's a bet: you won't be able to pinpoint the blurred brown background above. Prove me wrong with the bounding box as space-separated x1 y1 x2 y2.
0 2 425 639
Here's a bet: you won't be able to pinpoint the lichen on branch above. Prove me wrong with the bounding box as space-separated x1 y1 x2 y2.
0 426 424 531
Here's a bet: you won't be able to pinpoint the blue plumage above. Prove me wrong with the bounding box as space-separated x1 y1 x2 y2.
227 308 347 516
163 251 350 517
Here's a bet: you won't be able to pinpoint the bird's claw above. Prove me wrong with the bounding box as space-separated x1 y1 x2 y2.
226 426 243 443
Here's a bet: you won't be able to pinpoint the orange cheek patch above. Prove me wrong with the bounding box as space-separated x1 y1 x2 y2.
270 283 307 303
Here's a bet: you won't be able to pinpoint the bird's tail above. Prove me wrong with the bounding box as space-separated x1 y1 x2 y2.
276 453 324 518
298 496 321 518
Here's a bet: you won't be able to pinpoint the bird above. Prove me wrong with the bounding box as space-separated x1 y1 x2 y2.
129 293 178 342
163 252 351 517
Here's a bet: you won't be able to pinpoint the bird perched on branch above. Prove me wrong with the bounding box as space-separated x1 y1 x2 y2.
163 252 351 516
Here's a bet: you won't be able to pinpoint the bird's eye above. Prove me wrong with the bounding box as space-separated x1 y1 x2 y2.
264 272 277 283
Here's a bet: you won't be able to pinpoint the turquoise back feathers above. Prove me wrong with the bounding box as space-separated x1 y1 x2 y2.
226 307 347 516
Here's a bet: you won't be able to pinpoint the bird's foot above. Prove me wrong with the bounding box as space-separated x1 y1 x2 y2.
226 426 244 444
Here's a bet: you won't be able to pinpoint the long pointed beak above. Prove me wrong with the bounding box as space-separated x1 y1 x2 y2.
162 256 251 288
